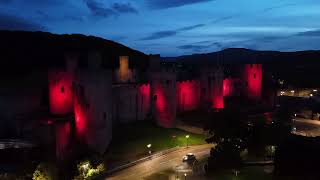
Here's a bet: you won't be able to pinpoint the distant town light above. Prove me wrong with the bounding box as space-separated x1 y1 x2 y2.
290 90 295 93
310 94 313 97
313 89 318 92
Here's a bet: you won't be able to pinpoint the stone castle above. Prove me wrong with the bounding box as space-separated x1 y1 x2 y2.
47 51 264 158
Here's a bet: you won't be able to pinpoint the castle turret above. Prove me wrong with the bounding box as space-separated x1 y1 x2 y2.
243 64 262 101
149 55 176 128
73 51 112 153
200 66 224 110
48 54 77 115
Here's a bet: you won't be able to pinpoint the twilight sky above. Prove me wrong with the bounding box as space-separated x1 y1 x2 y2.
1 0 320 56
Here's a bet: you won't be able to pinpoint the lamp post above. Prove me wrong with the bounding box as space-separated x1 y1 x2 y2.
147 144 152 155
184 173 187 180
185 135 190 148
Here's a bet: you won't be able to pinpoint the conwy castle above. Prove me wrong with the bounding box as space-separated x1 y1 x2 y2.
46 52 264 159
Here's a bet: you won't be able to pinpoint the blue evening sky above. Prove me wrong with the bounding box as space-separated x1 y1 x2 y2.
1 0 320 56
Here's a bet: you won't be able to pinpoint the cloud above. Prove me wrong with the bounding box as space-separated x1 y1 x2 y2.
178 41 223 52
261 3 298 13
141 23 206 40
178 44 210 51
112 2 138 14
147 0 214 9
141 30 177 40
211 15 236 24
84 0 116 18
178 24 205 31
84 1 138 18
0 13 46 31
212 42 223 48
297 30 320 37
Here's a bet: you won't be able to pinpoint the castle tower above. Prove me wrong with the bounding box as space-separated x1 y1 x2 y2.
149 55 177 128
114 56 136 83
212 67 224 109
243 64 262 101
48 54 77 115
200 66 224 110
73 51 112 153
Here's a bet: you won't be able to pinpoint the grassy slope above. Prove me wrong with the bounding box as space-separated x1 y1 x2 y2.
104 121 206 166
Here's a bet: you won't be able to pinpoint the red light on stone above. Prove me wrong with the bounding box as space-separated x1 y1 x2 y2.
47 120 54 125
138 83 151 119
56 122 71 159
223 79 231 97
74 99 86 140
48 70 74 115
153 83 174 128
212 95 224 109
139 83 150 97
244 64 262 100
176 80 200 112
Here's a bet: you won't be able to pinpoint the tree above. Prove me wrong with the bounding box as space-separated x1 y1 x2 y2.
204 109 249 172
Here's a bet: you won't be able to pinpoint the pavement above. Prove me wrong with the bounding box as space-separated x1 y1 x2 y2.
294 118 320 137
103 144 213 180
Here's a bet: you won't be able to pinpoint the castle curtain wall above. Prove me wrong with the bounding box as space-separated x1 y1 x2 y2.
176 80 201 112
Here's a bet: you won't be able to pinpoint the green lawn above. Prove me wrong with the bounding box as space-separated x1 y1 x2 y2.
104 121 206 166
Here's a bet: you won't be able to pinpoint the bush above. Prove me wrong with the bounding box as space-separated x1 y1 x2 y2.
73 160 105 180
32 163 56 180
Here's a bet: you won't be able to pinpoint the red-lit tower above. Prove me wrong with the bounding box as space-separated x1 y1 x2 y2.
243 64 262 100
48 55 77 115
73 52 112 153
150 55 177 128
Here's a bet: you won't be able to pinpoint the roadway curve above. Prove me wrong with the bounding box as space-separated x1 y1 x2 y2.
294 118 320 137
104 144 213 180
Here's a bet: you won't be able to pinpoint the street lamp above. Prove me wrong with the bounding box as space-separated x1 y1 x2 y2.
147 144 152 155
184 173 187 180
185 135 190 148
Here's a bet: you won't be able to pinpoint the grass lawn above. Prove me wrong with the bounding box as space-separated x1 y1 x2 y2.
104 120 206 167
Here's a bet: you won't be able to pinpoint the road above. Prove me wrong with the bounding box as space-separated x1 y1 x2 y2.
104 144 213 180
294 118 320 137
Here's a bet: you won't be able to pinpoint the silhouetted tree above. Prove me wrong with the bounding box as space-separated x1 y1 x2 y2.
204 109 249 172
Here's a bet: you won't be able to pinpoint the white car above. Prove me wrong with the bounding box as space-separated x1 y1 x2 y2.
183 153 196 162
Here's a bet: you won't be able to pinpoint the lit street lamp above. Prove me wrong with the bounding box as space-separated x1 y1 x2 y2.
185 135 190 148
147 144 152 155
184 173 187 180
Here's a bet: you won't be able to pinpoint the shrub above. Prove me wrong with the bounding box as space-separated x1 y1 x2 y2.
32 163 56 180
74 160 105 180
